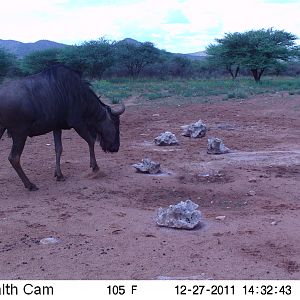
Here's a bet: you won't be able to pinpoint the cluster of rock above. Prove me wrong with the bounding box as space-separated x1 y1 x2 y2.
152 120 230 155
155 199 202 229
154 131 179 146
132 119 232 230
132 158 161 174
207 137 230 154
181 120 207 138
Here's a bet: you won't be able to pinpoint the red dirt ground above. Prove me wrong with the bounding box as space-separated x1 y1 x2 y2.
0 92 299 280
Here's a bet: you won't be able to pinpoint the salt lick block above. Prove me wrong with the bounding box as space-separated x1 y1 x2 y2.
155 199 202 229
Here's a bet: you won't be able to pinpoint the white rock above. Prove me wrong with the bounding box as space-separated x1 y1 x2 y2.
181 120 207 138
248 177 257 183
154 131 179 146
155 199 202 229
207 138 230 154
40 237 60 245
247 190 256 196
132 158 161 174
271 221 280 225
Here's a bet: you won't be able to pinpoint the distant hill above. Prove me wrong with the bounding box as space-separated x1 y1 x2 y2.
0 38 207 60
0 39 67 58
177 51 207 61
118 38 207 60
117 38 142 46
187 51 207 58
187 51 207 57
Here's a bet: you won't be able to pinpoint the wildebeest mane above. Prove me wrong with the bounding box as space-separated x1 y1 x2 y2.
42 64 107 108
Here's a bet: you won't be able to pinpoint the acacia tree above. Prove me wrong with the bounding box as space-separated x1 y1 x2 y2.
116 42 161 78
58 38 115 79
79 38 115 79
207 28 299 82
57 45 85 73
169 56 192 78
206 32 244 79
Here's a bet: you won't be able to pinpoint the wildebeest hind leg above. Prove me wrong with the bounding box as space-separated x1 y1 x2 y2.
53 130 65 181
8 135 38 191
0 127 5 140
75 127 99 172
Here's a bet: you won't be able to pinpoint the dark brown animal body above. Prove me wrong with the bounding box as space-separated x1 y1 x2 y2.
0 65 125 190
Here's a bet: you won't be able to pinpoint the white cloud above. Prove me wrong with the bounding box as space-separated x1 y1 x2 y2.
0 0 299 53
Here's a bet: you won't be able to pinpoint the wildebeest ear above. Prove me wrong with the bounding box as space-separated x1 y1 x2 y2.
111 102 125 116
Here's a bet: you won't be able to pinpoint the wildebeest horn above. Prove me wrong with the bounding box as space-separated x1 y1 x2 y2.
111 102 125 116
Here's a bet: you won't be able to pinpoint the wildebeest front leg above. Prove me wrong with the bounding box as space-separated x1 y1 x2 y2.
75 127 99 172
53 130 65 181
8 135 38 191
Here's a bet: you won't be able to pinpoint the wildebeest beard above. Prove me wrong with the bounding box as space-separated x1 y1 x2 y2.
98 134 109 152
97 132 119 153
96 128 120 153
88 121 119 153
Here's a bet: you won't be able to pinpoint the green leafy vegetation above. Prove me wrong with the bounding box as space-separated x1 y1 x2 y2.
22 48 62 74
92 77 300 103
206 28 299 82
1 30 300 99
0 47 19 81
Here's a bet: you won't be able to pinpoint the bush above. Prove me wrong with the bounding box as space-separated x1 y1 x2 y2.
21 48 62 74
0 48 19 80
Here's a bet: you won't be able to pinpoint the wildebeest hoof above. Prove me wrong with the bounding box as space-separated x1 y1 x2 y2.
27 183 39 191
92 166 99 172
56 175 65 181
55 171 65 181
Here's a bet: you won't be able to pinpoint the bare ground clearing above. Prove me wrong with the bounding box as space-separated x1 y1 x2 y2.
0 92 299 279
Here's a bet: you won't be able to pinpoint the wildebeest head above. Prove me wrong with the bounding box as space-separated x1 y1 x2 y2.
96 102 125 153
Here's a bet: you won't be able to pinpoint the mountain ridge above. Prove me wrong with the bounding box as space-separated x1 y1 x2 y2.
0 39 67 58
0 38 206 59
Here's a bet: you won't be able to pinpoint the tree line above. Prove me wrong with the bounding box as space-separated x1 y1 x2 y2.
1 28 299 83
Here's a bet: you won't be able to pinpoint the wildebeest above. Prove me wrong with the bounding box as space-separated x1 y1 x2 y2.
0 65 125 191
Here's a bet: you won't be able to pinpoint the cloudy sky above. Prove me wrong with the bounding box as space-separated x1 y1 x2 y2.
0 0 299 53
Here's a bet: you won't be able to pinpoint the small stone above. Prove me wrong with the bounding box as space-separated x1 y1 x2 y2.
247 190 256 196
155 199 202 229
132 158 161 174
216 123 235 130
181 120 207 138
215 215 226 220
248 177 257 183
154 131 179 146
200 173 210 177
40 237 60 245
207 138 230 154
271 221 280 225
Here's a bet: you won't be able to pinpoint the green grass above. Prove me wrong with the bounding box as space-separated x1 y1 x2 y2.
92 76 300 104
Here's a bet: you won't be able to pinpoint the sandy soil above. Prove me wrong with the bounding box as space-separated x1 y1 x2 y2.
0 92 299 280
